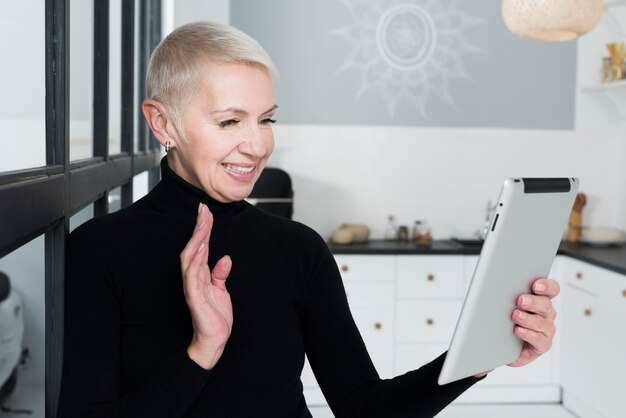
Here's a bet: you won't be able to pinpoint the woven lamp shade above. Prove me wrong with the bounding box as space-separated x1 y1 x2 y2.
502 0 603 41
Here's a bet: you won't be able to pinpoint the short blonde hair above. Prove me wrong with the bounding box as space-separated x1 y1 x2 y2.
146 21 278 131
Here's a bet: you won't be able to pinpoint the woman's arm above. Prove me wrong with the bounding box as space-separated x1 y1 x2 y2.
302 242 481 418
57 224 211 418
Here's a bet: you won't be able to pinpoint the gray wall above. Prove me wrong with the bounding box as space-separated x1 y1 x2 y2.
231 0 576 129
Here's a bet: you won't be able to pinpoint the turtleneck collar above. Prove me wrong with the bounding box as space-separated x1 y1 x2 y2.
148 157 248 219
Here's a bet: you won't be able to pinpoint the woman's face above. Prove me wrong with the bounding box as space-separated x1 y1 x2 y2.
169 62 277 203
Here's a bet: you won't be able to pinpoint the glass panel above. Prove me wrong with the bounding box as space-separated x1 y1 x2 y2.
108 187 122 213
70 0 94 161
70 203 94 232
0 235 45 415
133 172 149 202
0 1 46 171
109 0 122 155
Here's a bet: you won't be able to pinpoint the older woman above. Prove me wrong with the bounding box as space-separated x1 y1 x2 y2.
57 22 559 417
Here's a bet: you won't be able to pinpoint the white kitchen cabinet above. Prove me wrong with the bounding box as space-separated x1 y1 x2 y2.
395 300 462 344
396 255 465 299
394 255 464 378
560 257 626 418
561 282 596 407
593 271 626 418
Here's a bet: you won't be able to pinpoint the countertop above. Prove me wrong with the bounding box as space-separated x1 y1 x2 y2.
328 239 626 276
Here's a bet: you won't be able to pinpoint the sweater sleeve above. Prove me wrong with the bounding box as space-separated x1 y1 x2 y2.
57 224 211 418
302 240 482 418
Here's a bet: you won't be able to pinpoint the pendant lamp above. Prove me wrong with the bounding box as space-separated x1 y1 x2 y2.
502 0 603 41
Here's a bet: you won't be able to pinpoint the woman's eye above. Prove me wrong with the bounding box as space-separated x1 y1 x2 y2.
260 118 277 125
219 119 239 128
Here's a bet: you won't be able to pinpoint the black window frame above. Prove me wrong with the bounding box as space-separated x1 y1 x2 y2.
0 0 162 415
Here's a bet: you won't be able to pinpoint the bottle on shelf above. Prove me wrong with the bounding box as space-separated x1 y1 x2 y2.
385 215 398 240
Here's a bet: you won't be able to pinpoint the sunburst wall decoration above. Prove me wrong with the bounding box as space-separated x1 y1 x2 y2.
332 0 485 117
231 0 577 129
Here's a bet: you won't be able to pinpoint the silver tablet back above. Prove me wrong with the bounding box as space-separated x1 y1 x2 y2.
438 178 579 385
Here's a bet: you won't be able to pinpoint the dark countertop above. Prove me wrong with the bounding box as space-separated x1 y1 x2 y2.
328 239 626 276
326 239 464 255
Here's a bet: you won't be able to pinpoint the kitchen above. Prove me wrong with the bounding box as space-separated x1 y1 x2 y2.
0 0 625 417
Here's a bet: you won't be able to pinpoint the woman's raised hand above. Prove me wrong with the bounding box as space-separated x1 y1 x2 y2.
180 203 233 370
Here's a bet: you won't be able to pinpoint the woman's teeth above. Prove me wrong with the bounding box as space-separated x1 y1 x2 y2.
223 163 254 174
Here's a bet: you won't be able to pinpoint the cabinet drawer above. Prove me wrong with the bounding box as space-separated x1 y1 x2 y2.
352 307 394 378
561 258 603 294
344 282 394 308
334 255 395 282
396 255 464 299
396 300 462 343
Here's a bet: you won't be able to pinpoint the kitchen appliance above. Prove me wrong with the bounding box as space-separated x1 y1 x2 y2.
247 167 293 219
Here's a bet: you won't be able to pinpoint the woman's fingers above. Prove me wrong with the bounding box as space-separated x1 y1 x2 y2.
182 239 209 303
212 256 232 290
181 204 213 272
516 294 556 321
512 309 556 339
514 325 552 354
531 278 560 299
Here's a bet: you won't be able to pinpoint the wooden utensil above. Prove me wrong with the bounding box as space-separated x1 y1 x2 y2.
567 193 587 242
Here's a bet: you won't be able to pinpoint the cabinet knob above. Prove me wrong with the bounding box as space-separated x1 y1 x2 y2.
426 274 435 282
576 272 584 280
374 322 382 330
426 318 434 326
622 289 626 298
341 265 349 273
584 308 592 317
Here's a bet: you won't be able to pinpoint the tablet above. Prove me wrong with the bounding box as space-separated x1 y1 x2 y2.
438 177 579 385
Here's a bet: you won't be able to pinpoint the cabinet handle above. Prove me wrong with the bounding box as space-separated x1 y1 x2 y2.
374 322 382 330
426 274 435 282
426 318 434 326
584 308 592 317
576 272 583 280
341 265 349 273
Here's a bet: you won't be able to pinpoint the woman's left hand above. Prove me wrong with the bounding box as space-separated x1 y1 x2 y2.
508 277 560 367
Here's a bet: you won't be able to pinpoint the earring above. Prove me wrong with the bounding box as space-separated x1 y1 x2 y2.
165 141 171 153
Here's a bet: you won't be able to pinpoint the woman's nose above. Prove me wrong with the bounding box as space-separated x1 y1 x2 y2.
239 125 267 158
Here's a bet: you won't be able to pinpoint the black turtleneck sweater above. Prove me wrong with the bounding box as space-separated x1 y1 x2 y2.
57 158 481 417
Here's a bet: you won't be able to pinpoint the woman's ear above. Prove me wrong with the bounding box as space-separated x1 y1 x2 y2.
142 99 178 147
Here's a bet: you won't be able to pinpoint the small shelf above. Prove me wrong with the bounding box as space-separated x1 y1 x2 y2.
581 80 626 121
581 79 626 92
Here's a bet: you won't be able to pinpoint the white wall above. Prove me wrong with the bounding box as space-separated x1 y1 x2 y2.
0 1 46 171
175 0 229 26
270 125 626 241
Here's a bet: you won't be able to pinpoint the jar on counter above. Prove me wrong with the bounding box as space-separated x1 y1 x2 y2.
413 220 432 245
398 225 409 241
